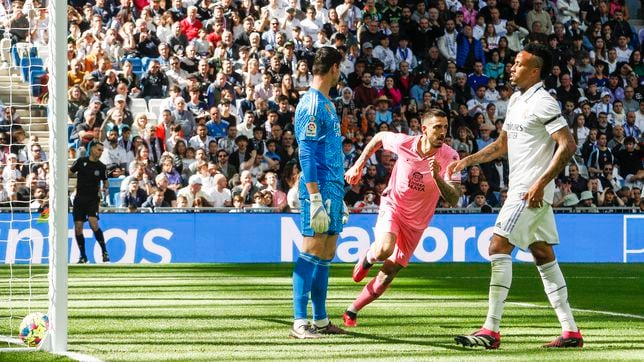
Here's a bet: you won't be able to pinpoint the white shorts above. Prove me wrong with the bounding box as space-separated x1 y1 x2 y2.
493 195 559 251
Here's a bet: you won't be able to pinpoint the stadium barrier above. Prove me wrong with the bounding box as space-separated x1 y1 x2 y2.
1 213 641 264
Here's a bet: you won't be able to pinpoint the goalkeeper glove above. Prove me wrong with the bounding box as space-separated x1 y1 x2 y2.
342 201 349 225
309 193 330 234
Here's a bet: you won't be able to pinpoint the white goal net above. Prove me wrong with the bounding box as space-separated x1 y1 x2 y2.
0 0 67 353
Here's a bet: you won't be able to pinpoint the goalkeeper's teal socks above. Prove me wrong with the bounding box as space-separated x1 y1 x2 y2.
293 252 318 321
311 258 332 322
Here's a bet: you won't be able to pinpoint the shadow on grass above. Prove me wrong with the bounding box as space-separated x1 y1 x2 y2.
257 317 468 352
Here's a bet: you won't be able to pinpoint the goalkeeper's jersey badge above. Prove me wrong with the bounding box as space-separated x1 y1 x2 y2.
306 117 317 137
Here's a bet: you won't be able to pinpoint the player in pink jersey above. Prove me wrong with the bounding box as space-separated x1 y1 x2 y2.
341 109 462 327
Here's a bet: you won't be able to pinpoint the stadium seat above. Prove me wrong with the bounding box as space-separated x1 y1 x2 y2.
130 98 149 116
107 178 124 206
29 68 47 97
126 57 144 76
19 56 44 82
142 57 159 72
147 98 165 120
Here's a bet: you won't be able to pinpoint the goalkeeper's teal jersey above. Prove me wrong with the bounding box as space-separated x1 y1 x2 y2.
295 88 344 198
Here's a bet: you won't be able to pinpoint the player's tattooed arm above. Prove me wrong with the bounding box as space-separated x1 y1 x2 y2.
536 127 577 188
435 178 462 207
431 158 461 206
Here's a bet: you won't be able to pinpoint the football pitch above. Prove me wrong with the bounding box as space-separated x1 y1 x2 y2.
1 263 643 361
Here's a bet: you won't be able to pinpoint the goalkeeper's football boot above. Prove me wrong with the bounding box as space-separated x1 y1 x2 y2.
289 324 322 339
102 251 110 262
312 321 347 335
454 328 501 349
352 253 373 282
342 311 357 327
77 256 88 264
543 330 583 348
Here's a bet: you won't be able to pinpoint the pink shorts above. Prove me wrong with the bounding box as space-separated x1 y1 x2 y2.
374 205 425 267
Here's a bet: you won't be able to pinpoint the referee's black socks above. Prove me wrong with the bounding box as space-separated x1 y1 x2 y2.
75 233 86 258
94 228 107 253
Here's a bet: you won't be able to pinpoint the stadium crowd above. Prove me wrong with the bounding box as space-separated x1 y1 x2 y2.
0 0 643 212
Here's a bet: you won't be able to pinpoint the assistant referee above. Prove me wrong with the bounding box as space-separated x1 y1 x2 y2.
70 141 110 264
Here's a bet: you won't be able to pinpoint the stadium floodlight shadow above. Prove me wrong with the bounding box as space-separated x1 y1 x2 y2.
257 318 465 351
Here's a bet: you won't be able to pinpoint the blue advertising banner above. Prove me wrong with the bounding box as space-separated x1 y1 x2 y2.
0 213 641 264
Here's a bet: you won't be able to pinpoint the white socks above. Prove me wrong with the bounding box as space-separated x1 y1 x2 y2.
483 254 513 332
538 260 578 332
313 317 329 328
293 318 308 330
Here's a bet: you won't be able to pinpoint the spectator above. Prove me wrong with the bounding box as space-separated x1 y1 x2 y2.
139 60 169 101
209 173 232 207
568 163 588 197
456 24 485 72
352 189 379 213
232 170 259 204
155 173 177 207
120 178 148 209
141 188 171 211
466 191 490 209
177 174 211 207
587 133 615 177
578 190 598 211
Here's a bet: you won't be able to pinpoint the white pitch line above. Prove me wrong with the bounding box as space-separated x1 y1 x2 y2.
56 351 103 362
509 302 644 320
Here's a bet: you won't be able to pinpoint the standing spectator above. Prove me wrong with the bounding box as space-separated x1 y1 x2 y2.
139 60 169 100
456 24 485 73
353 72 378 109
587 133 615 177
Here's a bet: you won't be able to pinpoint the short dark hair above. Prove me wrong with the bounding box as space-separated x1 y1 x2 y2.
523 43 553 79
312 46 342 76
421 108 447 124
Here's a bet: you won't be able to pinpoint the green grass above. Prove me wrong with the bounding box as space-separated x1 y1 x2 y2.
1 263 643 361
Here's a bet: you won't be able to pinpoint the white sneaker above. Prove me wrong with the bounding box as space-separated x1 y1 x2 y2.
289 324 322 339
0 62 9 70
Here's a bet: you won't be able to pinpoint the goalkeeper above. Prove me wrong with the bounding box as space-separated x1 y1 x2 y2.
291 47 348 339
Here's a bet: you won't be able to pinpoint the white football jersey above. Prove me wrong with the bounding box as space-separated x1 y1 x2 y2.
502 82 567 204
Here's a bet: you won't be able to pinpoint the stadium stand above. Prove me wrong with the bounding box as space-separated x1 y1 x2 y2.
0 0 641 213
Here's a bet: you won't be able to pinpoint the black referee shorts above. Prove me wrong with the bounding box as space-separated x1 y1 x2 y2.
72 196 100 222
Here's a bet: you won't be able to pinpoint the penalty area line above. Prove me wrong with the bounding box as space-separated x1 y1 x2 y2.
509 302 644 320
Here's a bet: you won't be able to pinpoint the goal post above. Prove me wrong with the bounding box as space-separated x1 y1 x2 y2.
45 0 68 353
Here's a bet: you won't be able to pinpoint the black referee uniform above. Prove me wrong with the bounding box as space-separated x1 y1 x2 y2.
70 156 107 221
70 154 110 263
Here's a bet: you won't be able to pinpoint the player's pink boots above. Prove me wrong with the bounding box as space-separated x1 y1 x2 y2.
352 253 373 282
456 328 584 349
543 330 584 348
454 328 501 349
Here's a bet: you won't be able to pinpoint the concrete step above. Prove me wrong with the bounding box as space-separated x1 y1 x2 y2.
26 130 50 139
16 108 46 117
21 116 47 124
22 123 48 132
0 81 29 90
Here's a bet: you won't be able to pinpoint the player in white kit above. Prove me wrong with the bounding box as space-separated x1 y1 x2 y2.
447 44 584 349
